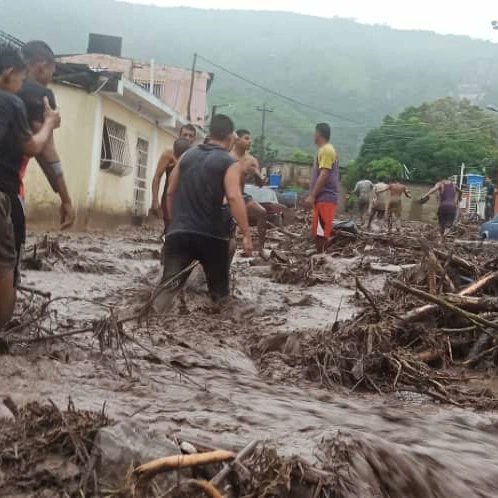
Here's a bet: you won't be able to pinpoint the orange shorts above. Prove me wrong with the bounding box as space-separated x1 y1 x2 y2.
312 202 337 239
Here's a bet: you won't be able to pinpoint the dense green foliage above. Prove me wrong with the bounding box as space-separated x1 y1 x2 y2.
367 157 404 182
348 98 498 186
5 1 498 161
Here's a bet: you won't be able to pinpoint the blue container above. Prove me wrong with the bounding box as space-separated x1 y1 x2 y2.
466 174 484 187
269 174 282 189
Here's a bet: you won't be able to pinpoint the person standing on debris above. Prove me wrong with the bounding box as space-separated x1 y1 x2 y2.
421 178 460 237
231 129 269 258
150 124 197 228
353 179 373 225
484 176 496 221
305 123 339 253
367 180 389 229
157 114 251 306
0 43 60 326
377 181 411 232
17 41 75 229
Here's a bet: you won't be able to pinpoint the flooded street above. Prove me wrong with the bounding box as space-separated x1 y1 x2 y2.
2 225 498 496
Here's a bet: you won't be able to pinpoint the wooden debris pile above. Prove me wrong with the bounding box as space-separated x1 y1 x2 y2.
0 399 110 497
254 227 498 408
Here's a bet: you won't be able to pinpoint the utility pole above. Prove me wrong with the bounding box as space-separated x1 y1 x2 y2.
256 104 274 165
211 103 231 120
187 53 197 122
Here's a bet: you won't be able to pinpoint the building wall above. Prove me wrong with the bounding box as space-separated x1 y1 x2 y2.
268 162 312 188
24 84 96 226
25 83 177 229
91 97 176 225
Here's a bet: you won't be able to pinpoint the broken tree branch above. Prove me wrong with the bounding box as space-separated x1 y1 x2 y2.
355 276 381 322
211 440 259 487
391 280 498 333
399 271 498 322
132 450 235 481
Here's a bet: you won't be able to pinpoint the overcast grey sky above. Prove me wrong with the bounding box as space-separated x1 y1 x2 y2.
126 0 498 41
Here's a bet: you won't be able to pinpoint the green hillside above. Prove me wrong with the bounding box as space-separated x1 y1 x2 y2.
4 1 498 161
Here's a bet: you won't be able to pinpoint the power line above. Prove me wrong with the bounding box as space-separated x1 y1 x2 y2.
196 53 361 125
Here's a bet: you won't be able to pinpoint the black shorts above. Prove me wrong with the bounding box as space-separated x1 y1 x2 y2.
222 206 236 239
162 232 230 301
0 193 16 279
243 193 253 204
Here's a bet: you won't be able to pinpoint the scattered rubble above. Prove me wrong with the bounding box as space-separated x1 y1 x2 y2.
2 215 498 496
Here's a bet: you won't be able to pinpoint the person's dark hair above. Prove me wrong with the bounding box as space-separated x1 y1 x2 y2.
236 129 251 138
0 43 26 73
22 40 55 65
173 138 191 159
315 123 331 141
180 123 196 136
209 114 234 141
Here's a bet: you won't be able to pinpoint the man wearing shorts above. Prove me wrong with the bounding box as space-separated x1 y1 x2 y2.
421 178 460 237
353 179 373 225
367 181 389 229
158 114 252 308
305 123 339 253
150 124 196 227
378 181 411 232
231 129 268 258
0 43 60 326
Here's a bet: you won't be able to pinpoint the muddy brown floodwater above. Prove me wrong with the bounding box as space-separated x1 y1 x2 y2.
2 227 498 497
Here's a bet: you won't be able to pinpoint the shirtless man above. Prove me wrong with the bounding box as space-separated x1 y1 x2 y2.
367 180 389 229
231 129 268 258
421 178 460 237
378 181 411 232
150 124 196 228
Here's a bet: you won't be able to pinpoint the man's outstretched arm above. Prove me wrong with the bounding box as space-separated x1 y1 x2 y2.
35 131 75 229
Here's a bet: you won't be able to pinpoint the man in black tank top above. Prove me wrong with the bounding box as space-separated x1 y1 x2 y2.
158 114 252 304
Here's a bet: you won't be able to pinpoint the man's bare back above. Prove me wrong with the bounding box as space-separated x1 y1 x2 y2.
388 182 410 201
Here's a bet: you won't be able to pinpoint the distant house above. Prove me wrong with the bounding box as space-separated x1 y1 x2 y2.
25 61 204 228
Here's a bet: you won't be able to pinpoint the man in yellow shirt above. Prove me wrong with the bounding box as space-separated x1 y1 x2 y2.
305 123 339 253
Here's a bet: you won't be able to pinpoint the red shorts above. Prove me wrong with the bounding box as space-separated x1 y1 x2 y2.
312 202 337 239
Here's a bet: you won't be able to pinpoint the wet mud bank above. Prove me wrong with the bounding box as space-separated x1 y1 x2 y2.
2 221 498 497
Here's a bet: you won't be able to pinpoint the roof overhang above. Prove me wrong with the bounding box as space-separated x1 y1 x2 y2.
103 78 183 132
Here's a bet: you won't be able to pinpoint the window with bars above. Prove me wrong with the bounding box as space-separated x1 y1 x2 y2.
134 138 149 215
100 118 132 176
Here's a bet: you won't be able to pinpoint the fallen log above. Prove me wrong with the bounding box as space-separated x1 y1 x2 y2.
132 450 235 481
391 280 498 334
432 249 476 274
399 271 498 322
445 295 498 313
267 221 300 239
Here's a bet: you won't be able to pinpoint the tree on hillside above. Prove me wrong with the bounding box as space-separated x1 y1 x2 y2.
367 157 403 181
289 149 313 164
353 98 498 184
252 136 279 165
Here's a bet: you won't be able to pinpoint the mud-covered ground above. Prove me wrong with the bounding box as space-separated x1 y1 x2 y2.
2 218 498 497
